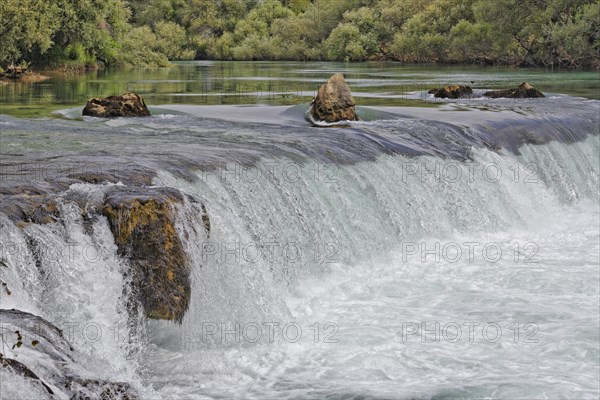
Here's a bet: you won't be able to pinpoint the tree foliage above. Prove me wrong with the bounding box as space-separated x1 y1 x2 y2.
1 0 597 68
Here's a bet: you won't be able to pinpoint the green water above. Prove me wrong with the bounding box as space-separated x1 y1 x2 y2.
0 61 598 118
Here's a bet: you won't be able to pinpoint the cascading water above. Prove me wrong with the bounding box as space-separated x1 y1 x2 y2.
148 134 599 399
1 95 599 399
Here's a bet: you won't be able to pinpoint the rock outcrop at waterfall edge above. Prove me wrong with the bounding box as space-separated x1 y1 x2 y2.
484 82 545 98
0 194 61 226
309 73 359 123
0 309 139 399
102 186 191 322
0 175 211 324
82 92 151 118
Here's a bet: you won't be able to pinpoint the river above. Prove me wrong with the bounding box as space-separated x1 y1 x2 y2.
0 62 599 399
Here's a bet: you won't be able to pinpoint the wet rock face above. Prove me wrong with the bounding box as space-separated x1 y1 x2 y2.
0 189 62 226
0 309 66 396
0 309 139 399
1 355 56 396
428 85 473 99
1 179 209 324
484 82 545 98
82 92 151 118
65 379 138 400
101 187 190 322
310 73 359 123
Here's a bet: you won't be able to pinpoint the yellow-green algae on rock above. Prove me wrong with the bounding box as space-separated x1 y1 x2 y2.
102 187 190 322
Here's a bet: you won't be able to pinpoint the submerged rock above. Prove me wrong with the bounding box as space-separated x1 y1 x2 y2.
67 169 155 186
65 378 138 400
309 73 359 123
0 194 60 226
0 309 68 396
101 187 191 322
0 309 139 399
428 85 473 99
82 92 151 118
484 82 545 98
0 309 74 359
0 356 55 395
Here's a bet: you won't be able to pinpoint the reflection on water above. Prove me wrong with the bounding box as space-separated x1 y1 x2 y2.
1 61 599 117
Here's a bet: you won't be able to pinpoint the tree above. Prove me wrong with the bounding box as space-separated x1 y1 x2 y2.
0 0 60 64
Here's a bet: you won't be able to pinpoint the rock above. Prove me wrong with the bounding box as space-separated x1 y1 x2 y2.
0 64 50 84
429 85 473 99
82 93 151 118
101 187 191 322
0 309 139 399
0 309 74 359
65 378 138 400
0 356 55 395
0 194 61 226
484 82 545 99
310 73 359 123
67 169 155 186
0 309 66 397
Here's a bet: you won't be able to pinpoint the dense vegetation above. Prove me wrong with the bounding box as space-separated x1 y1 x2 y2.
1 0 598 70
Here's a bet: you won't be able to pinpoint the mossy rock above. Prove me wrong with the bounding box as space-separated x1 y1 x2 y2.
484 82 545 99
82 92 151 118
310 73 359 123
429 85 473 99
102 187 192 322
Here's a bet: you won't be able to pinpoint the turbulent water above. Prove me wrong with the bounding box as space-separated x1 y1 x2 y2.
1 64 599 399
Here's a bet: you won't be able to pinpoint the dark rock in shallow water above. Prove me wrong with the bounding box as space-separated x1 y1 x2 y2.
65 378 138 400
429 85 473 99
101 187 191 322
484 82 545 99
310 73 359 123
82 92 151 118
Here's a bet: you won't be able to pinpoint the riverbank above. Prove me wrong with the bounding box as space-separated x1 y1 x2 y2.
0 69 50 84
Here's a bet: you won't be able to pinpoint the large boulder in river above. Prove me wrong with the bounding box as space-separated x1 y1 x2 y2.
428 85 473 99
82 92 151 118
102 187 190 322
310 73 359 123
484 82 545 99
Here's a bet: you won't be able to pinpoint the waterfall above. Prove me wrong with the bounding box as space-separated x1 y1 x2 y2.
143 135 599 350
1 119 598 398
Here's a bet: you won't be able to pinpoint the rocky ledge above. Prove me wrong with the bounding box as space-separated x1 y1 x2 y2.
0 309 139 399
1 177 210 323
